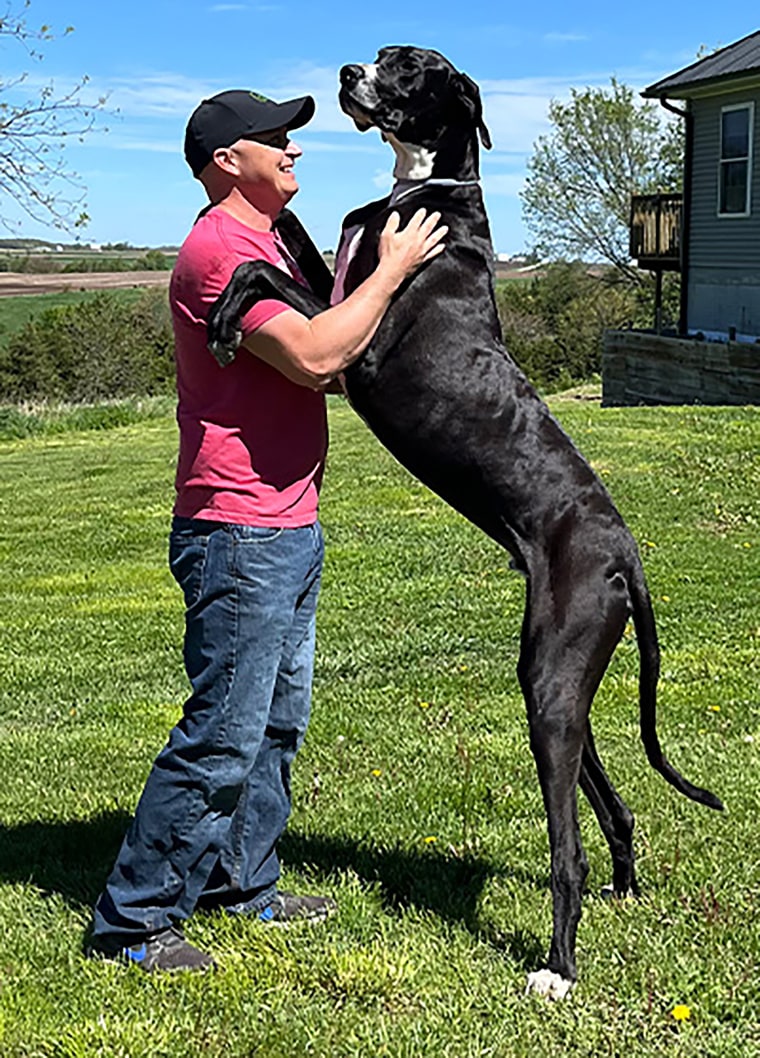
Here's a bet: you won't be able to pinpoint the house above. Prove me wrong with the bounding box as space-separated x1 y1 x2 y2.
644 30 760 340
603 30 760 405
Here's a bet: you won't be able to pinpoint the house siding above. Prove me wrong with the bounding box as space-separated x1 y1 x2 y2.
687 87 760 336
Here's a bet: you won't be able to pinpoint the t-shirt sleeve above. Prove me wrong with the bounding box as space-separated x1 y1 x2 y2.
174 217 295 339
240 297 291 338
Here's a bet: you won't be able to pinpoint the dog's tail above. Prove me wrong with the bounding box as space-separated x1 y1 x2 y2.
630 562 724 811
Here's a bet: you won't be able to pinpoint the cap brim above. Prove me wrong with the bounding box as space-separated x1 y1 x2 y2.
275 96 315 132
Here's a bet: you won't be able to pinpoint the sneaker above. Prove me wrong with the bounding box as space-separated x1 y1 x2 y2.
256 891 337 926
87 926 215 973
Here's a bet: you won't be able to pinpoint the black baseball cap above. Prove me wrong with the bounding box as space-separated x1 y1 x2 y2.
184 89 315 177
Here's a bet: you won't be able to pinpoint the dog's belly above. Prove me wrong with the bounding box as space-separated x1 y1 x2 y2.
344 324 620 555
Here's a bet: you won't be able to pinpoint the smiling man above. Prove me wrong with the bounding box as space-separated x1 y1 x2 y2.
86 89 445 972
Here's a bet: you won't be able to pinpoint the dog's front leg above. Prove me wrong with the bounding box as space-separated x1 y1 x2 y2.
207 261 328 366
525 720 588 1001
519 613 589 1000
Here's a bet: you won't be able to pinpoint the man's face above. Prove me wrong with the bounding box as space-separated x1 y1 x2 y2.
217 128 303 209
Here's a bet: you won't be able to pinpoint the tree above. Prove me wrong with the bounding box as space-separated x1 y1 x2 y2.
0 1 106 232
521 78 683 282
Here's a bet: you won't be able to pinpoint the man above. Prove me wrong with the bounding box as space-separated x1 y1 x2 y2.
87 89 445 972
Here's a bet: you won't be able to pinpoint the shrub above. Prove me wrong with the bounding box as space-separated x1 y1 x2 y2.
495 263 640 391
0 289 175 402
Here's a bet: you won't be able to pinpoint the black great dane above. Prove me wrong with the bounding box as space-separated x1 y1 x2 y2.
207 46 723 999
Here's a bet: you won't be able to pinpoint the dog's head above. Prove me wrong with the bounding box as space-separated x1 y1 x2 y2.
339 46 492 158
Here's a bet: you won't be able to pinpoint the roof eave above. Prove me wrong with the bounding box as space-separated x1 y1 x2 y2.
642 70 760 100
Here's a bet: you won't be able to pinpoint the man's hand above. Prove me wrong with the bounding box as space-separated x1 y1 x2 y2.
375 209 447 292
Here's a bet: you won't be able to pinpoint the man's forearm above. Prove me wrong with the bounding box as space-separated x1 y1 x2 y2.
243 264 401 387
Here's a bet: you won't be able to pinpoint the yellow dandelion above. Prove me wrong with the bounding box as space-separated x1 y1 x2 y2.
661 595 671 603
459 664 469 672
709 705 721 713
424 836 437 844
419 700 431 709
671 1004 691 1022
371 768 382 777
644 540 657 549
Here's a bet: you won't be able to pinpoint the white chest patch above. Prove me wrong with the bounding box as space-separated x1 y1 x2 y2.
331 222 365 305
385 132 436 180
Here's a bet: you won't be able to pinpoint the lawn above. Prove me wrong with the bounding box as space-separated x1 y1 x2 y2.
0 396 758 1057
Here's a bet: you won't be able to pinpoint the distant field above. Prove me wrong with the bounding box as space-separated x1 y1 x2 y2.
0 288 149 350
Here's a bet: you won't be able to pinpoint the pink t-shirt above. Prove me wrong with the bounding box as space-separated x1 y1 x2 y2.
169 208 327 527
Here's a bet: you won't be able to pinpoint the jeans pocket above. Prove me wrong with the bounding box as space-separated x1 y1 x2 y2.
169 531 210 609
228 525 285 544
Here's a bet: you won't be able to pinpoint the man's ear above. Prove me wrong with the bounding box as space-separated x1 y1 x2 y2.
454 71 492 149
211 146 238 174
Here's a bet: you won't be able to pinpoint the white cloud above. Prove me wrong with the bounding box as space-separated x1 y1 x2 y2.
58 63 353 134
295 138 382 154
89 136 179 154
477 76 578 155
13 61 671 174
372 169 393 191
544 32 590 44
207 3 282 10
482 172 526 198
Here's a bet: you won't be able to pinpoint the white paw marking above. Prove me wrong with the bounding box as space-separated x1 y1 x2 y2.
525 969 574 1001
601 883 636 900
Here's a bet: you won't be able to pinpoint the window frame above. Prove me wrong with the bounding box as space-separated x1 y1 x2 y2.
717 101 754 218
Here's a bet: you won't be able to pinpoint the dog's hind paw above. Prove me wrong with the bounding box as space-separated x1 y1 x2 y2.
208 331 243 368
525 969 574 1001
600 883 638 901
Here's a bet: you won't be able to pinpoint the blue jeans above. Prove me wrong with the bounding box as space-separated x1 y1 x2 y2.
92 517 324 942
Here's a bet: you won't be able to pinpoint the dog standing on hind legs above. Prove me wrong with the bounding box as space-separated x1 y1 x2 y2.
207 45 724 999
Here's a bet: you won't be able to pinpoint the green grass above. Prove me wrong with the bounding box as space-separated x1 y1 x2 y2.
0 290 144 351
0 397 758 1056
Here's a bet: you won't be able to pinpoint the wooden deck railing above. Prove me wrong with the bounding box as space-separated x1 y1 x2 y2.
629 193 682 270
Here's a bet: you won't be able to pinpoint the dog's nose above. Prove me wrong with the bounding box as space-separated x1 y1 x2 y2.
340 64 363 87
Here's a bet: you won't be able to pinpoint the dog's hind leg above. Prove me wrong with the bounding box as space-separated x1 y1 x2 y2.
579 724 639 898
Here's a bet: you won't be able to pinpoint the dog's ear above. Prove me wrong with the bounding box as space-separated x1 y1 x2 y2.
454 71 492 150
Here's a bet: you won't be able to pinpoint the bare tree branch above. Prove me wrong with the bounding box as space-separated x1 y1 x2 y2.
0 1 107 233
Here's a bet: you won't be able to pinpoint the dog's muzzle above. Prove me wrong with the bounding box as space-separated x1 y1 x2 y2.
340 64 365 90
339 63 381 126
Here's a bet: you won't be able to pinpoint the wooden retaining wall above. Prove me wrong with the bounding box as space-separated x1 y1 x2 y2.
602 330 760 406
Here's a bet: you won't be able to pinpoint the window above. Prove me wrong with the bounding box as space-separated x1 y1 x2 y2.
719 103 754 216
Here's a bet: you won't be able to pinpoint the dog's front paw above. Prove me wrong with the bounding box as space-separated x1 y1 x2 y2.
207 330 243 368
525 969 574 1001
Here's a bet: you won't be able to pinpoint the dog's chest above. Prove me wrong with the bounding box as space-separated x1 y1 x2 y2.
331 222 367 305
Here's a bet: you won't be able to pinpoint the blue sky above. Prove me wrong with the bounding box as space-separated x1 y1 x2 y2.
1 1 758 253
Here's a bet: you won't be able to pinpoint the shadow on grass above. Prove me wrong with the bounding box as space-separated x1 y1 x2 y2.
0 815 546 969
0 811 132 910
280 829 547 969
